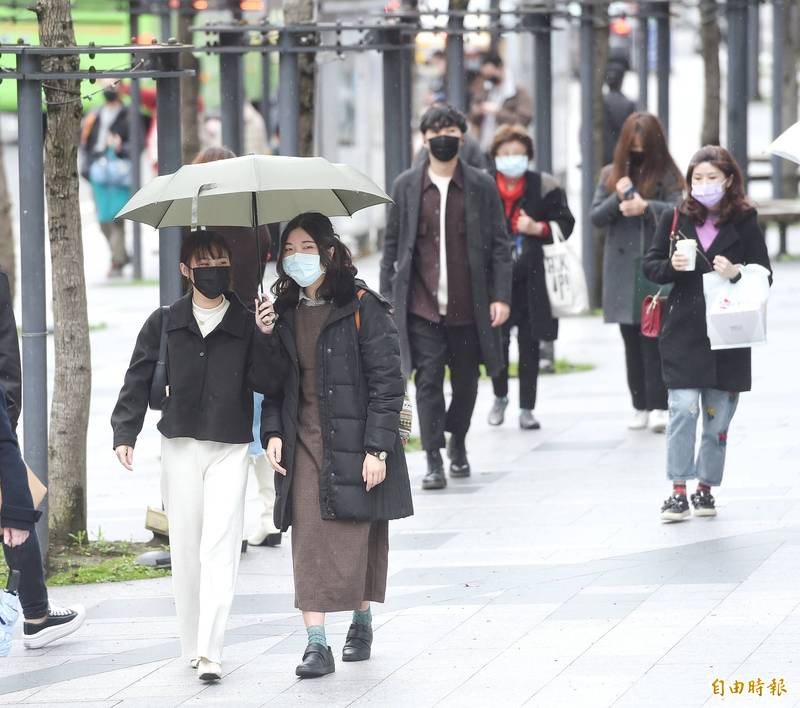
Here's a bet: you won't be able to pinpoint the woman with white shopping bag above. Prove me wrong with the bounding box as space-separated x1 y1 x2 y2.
643 146 772 522
486 124 576 430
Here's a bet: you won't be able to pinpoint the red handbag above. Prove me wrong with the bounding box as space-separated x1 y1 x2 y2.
640 208 678 338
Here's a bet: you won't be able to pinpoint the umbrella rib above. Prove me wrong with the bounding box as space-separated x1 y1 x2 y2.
331 189 355 217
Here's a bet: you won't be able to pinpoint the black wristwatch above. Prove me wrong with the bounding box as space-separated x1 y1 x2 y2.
366 449 388 461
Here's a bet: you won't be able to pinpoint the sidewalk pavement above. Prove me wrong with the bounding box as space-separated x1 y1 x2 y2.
1 254 799 707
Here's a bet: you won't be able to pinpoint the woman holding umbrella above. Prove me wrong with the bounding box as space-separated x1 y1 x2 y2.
263 212 413 679
111 230 283 682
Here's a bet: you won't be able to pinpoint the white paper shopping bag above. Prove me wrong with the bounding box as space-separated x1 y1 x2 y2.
702 264 771 350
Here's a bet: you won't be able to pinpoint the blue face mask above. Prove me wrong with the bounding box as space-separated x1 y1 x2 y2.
283 253 324 288
495 155 529 179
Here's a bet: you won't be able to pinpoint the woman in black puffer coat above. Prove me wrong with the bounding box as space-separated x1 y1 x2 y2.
262 212 413 679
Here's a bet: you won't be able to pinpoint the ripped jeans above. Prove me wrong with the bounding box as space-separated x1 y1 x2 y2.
666 388 740 487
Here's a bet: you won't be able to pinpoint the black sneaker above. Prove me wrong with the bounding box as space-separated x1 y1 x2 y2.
447 435 471 478
690 488 717 517
660 493 690 522
24 604 86 649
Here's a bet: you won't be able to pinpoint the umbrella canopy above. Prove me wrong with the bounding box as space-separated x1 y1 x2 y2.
116 154 392 228
767 121 800 165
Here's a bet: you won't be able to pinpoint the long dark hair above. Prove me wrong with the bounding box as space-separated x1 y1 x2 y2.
680 145 753 226
272 212 358 307
605 112 684 199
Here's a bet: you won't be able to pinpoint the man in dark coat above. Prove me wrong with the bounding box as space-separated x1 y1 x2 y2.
602 58 636 165
380 104 512 490
0 271 86 649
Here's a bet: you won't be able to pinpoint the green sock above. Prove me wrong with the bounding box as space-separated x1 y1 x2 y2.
352 606 372 626
306 625 326 646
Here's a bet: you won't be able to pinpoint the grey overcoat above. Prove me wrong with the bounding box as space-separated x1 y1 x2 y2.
379 159 513 377
590 166 683 324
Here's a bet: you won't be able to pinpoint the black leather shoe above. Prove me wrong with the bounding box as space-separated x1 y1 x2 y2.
295 643 335 679
447 435 471 478
422 450 447 490
262 533 282 547
342 623 373 662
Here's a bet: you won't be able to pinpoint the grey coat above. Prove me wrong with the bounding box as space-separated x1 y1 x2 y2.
590 166 683 324
379 159 513 377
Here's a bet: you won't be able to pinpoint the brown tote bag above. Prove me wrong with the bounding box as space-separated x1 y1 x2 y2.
0 465 48 510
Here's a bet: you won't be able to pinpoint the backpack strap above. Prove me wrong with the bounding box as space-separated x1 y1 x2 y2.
354 289 367 333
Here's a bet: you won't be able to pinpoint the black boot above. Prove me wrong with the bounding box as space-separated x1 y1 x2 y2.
447 435 471 478
295 643 335 678
342 623 373 662
422 449 447 490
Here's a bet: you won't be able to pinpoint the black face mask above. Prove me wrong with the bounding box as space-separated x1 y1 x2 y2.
192 266 230 299
629 150 645 167
103 88 119 102
428 135 461 162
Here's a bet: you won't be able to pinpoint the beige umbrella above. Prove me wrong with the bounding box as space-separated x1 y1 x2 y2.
116 154 392 228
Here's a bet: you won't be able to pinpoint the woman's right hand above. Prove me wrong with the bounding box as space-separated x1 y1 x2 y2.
615 177 633 200
115 445 134 471
2 527 30 548
267 437 287 475
671 251 690 271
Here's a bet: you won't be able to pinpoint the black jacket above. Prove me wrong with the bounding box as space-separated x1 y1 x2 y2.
112 293 284 449
498 170 576 341
0 272 21 431
643 208 772 392
262 284 414 530
0 386 40 532
380 159 513 377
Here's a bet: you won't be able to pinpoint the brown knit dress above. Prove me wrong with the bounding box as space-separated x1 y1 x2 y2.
291 301 389 612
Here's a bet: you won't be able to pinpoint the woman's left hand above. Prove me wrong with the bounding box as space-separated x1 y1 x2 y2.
619 193 648 217
255 296 276 335
362 454 387 492
713 255 741 280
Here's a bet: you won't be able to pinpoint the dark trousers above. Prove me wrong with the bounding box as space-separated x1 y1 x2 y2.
2 530 49 619
408 315 481 451
492 316 541 411
619 323 668 411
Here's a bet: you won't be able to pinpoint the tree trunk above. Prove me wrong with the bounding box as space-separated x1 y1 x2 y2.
178 6 201 163
0 126 16 299
283 0 316 156
700 0 721 146
33 0 91 544
781 2 799 196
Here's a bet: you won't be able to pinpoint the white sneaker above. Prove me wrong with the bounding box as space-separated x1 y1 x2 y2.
190 657 200 669
649 409 669 433
627 410 649 430
197 658 221 682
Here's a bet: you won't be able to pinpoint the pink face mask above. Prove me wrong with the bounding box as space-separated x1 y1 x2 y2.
691 182 726 208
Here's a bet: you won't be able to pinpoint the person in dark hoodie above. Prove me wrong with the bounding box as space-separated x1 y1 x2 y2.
0 271 86 650
263 212 413 679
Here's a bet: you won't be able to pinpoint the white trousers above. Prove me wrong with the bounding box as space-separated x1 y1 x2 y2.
161 436 250 663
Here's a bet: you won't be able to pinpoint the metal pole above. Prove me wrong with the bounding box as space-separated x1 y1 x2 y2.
636 4 649 110
489 0 501 53
219 31 245 155
278 31 300 156
156 48 183 305
747 0 760 101
382 29 405 193
726 0 749 183
129 8 143 279
160 3 172 42
532 12 553 174
771 0 784 199
656 1 670 137
446 14 466 111
399 37 413 170
260 51 272 143
579 3 597 308
17 51 49 556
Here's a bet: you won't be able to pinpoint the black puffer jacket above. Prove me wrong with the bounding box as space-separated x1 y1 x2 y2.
262 282 414 529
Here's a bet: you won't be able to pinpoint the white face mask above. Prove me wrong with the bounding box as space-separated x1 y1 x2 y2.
282 253 324 288
495 155 529 179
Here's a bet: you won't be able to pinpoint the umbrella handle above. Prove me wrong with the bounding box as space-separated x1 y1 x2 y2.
191 183 218 231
